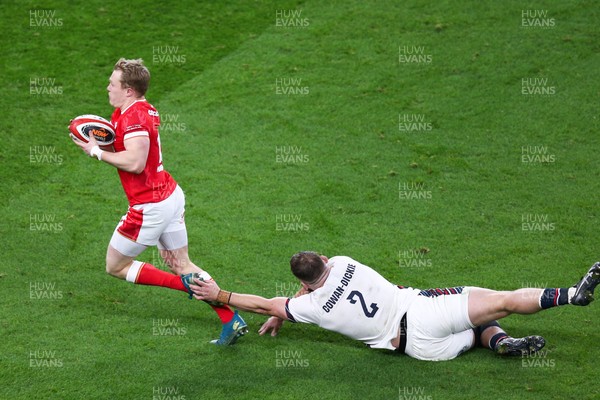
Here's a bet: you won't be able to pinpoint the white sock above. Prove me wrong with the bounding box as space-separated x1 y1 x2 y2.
125 260 144 283
198 270 212 281
567 287 577 304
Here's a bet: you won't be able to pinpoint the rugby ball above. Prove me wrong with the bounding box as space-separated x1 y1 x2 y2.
69 115 116 145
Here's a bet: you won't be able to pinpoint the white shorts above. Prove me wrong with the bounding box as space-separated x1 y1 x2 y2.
110 185 188 257
404 286 476 361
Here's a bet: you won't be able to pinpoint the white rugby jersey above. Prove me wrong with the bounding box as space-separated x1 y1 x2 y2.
285 256 420 350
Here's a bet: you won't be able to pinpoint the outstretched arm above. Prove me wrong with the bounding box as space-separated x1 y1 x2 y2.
259 285 308 336
190 278 289 320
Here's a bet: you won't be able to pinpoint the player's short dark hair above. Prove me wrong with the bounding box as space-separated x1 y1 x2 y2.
290 251 325 283
114 58 150 96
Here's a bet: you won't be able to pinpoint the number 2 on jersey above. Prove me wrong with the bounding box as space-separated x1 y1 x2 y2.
346 290 379 318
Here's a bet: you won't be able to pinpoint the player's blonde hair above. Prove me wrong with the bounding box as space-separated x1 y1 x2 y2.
113 58 150 96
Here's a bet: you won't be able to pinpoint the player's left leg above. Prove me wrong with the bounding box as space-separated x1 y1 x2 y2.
157 186 248 345
159 245 199 275
473 320 545 356
159 239 248 345
468 262 600 327
157 235 214 296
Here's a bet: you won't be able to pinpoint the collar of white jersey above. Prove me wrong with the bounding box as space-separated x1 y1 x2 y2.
120 98 147 115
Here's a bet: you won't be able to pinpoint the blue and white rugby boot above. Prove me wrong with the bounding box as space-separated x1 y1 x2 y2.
211 310 248 346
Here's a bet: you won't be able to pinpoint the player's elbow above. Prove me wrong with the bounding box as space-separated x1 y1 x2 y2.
248 302 280 318
263 298 288 320
254 308 272 316
129 160 147 174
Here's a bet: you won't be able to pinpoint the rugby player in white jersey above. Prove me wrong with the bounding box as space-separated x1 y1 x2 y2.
189 251 599 360
71 58 247 345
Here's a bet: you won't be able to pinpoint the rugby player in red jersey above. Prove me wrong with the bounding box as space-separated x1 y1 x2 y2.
71 58 247 345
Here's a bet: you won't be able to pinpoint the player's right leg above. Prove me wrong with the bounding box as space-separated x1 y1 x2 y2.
106 237 189 293
105 243 137 279
105 199 189 294
467 262 600 327
466 288 541 326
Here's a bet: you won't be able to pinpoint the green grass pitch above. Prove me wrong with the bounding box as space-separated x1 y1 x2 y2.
1 0 599 399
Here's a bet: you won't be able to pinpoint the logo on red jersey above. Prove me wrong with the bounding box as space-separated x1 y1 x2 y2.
124 124 143 133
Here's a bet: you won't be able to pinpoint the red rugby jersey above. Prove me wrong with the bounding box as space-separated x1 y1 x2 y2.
110 100 176 205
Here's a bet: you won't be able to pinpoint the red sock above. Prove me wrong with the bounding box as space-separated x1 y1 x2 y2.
134 263 187 292
132 263 235 323
209 303 235 324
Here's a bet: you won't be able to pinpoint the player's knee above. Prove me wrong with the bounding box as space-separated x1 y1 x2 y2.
105 258 127 278
105 262 119 277
498 291 516 312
